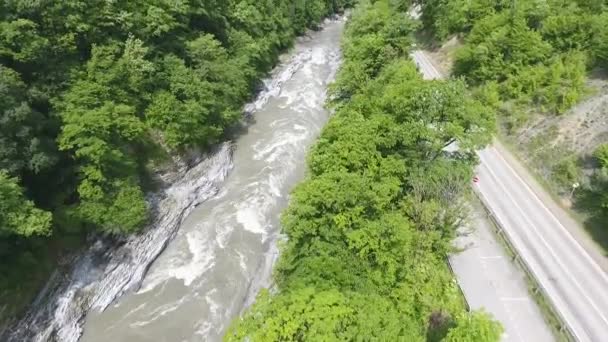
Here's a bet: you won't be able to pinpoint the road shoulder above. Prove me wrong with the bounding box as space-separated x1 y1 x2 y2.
493 139 608 273
450 204 554 342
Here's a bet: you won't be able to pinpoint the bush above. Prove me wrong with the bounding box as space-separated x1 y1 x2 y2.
501 51 587 114
552 158 581 189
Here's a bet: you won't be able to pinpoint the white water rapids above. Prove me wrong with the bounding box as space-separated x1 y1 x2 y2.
3 17 345 342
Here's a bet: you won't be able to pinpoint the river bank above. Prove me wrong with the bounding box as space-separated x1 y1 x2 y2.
2 16 345 342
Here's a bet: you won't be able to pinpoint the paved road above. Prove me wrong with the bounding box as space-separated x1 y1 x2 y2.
412 49 608 341
450 206 553 342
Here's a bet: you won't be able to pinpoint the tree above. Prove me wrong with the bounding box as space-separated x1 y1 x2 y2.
58 40 151 233
0 65 59 176
541 12 595 52
0 19 49 63
420 0 498 40
501 51 587 114
454 13 552 84
0 0 358 326
590 144 608 216
229 1 501 339
443 311 503 342
0 171 52 237
377 77 495 158
225 288 420 342
591 13 608 68
331 1 418 99
146 56 219 150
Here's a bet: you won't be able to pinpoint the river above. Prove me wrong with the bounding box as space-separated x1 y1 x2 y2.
3 16 344 342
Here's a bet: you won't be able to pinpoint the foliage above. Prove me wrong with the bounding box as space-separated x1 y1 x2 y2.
422 0 607 115
0 65 59 178
0 171 52 237
580 145 608 223
443 311 504 342
0 0 352 233
453 13 552 84
501 51 587 114
226 1 500 340
595 144 608 168
331 0 418 99
0 0 352 325
226 288 419 341
420 0 608 249
551 157 581 189
57 39 151 233
420 0 499 40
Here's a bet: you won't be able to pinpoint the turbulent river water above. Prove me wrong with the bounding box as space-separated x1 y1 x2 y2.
4 17 344 342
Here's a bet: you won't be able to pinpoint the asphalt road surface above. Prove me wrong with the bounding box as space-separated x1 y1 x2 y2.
412 49 608 341
450 206 553 342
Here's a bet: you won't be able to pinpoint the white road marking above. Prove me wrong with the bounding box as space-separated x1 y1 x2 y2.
491 146 608 284
479 155 602 341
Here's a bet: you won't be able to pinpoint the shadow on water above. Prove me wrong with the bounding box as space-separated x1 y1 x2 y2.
225 113 257 141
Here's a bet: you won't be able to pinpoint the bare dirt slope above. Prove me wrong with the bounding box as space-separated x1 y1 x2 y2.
506 76 608 204
515 76 608 157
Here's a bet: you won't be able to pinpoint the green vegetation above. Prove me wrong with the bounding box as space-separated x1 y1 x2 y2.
577 144 608 238
225 1 500 340
0 172 51 237
421 0 608 119
419 0 608 246
0 0 353 324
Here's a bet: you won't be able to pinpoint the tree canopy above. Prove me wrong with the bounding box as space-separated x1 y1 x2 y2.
0 171 51 238
419 0 608 241
0 0 354 326
420 0 608 118
225 1 500 340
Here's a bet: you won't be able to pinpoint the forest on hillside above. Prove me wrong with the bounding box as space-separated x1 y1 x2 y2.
0 0 353 323
225 1 502 340
419 0 608 242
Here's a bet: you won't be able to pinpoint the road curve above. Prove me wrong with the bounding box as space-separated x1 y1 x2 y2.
411 49 608 341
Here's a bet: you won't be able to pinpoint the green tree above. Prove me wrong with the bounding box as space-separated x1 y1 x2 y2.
420 0 498 40
226 288 420 341
0 171 52 237
0 0 354 327
228 1 501 339
58 39 151 233
0 19 50 63
0 65 58 177
454 13 552 84
541 12 595 52
501 51 587 114
590 13 608 68
443 311 503 342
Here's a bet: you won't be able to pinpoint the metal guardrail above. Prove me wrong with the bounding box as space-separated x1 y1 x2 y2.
473 189 576 341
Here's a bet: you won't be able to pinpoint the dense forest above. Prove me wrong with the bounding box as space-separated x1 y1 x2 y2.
419 0 608 239
420 0 608 116
225 0 502 340
0 0 353 324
